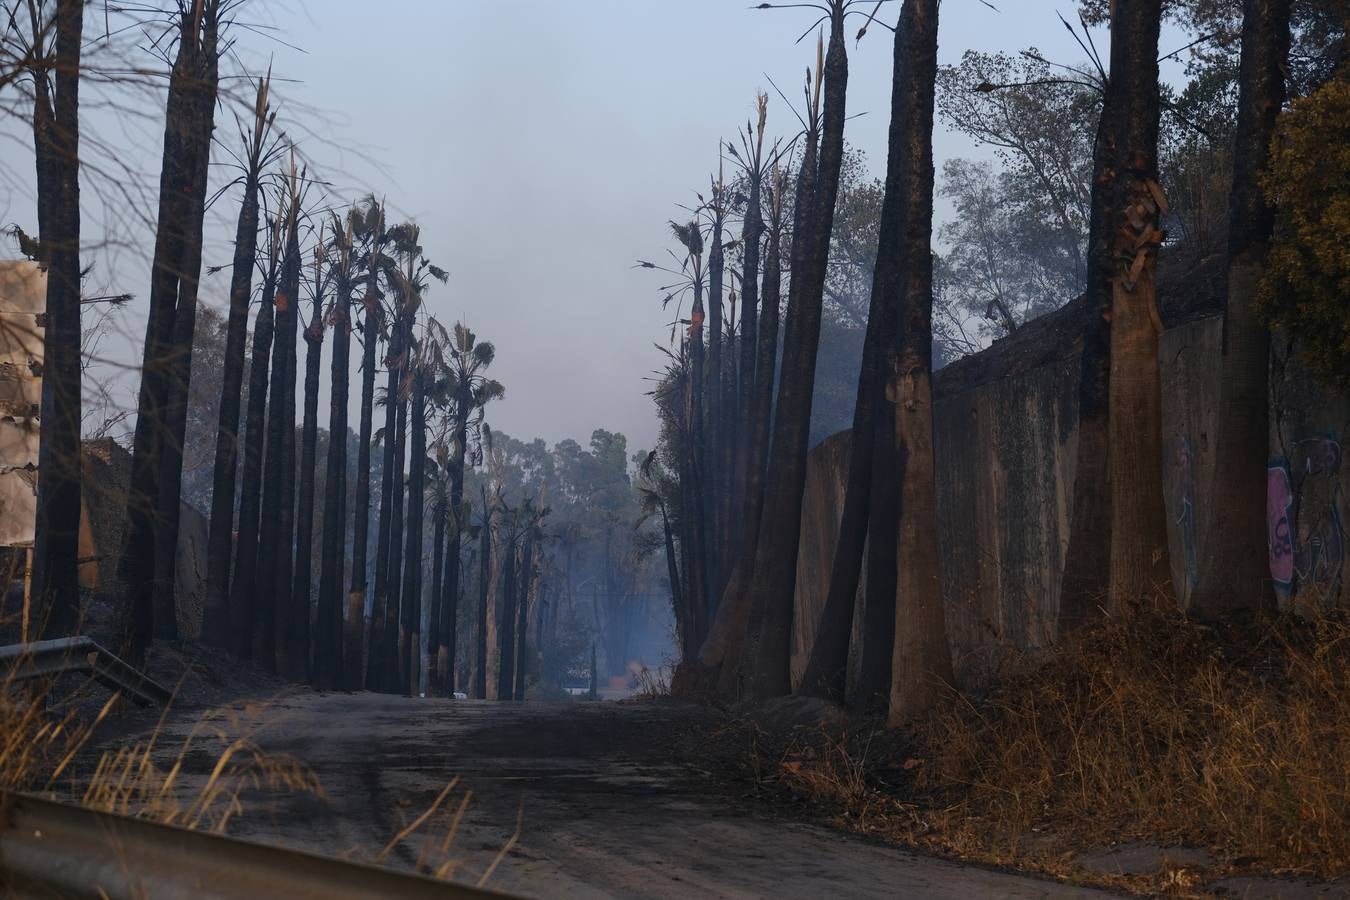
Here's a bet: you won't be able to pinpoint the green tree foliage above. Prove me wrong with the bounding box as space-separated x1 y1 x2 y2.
1258 73 1350 384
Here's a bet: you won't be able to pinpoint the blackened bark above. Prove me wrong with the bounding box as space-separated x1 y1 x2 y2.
496 540 518 701
203 90 264 648
229 243 277 659
257 215 300 672
1059 0 1164 629
800 6 913 701
437 388 470 694
29 0 83 640
735 146 765 533
886 0 953 724
317 264 352 689
474 505 491 699
292 269 324 682
153 9 219 641
118 5 219 658
707 209 725 603
513 534 532 701
346 286 380 689
384 387 407 691
367 322 400 691
399 367 426 696
429 491 445 690
1189 0 1291 618
741 10 848 701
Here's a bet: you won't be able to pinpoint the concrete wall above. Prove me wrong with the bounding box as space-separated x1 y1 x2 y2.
791 303 1350 685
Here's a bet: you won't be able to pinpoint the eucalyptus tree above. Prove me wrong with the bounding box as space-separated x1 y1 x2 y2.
1188 0 1292 617
430 321 502 695
228 216 281 658
204 72 280 647
19 0 83 638
884 0 954 724
120 0 223 657
315 212 357 689
1060 0 1169 624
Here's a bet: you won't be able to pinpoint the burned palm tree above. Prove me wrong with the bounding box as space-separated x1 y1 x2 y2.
20 0 83 639
346 197 392 690
315 211 358 689
256 158 305 674
119 0 224 658
292 226 332 682
726 94 773 553
473 483 494 699
203 71 280 648
739 1 854 701
637 218 711 649
229 216 282 659
429 321 502 695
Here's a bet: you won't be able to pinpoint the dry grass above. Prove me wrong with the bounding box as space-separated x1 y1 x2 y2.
78 701 323 833
918 606 1350 878
746 606 1350 888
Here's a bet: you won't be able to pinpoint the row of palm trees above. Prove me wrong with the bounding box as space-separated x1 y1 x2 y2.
647 0 1294 726
10 0 519 696
193 133 507 693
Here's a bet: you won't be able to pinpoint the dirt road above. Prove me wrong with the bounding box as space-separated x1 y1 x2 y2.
105 692 1112 899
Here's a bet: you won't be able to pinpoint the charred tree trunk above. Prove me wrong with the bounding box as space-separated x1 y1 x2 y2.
741 12 848 701
119 4 220 657
701 169 783 687
317 263 352 689
706 209 725 605
800 4 913 702
228 239 278 659
496 539 518 701
399 366 427 696
1188 0 1291 618
384 387 408 691
292 264 325 682
429 490 445 691
1059 0 1164 629
347 291 381 690
1103 1 1169 612
474 504 491 699
437 390 470 694
367 324 400 691
513 535 533 701
28 0 83 640
203 80 267 649
886 0 953 725
735 116 766 533
257 212 300 673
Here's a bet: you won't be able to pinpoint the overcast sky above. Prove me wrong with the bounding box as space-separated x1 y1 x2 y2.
0 1 1188 453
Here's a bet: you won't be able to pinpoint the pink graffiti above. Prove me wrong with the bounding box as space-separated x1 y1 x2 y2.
1268 462 1294 590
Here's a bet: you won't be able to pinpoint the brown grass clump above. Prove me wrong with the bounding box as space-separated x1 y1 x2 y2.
79 702 323 832
916 606 1350 877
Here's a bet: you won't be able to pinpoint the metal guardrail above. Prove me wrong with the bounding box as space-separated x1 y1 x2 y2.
0 636 171 707
0 791 515 899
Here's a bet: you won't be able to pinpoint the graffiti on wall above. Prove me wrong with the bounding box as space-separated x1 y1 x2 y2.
1268 435 1345 605
1172 435 1199 594
1268 461 1296 597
